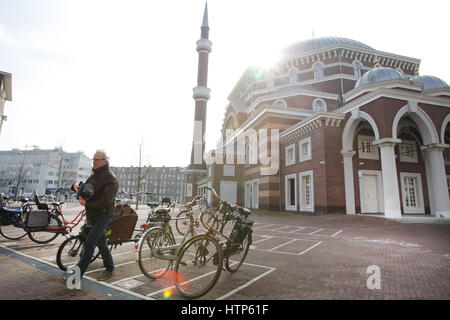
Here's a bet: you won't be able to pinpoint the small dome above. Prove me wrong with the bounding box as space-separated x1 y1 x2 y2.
410 75 449 90
355 67 406 88
282 37 374 58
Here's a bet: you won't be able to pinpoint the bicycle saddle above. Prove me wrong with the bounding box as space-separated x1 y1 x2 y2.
238 207 251 217
155 208 171 215
146 202 159 209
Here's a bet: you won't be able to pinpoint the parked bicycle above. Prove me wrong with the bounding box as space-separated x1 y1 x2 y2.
0 198 33 240
174 186 253 299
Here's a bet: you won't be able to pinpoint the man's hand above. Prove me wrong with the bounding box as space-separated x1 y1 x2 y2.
73 183 79 193
79 196 86 206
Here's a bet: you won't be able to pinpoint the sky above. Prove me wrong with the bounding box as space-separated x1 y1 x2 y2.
0 0 449 167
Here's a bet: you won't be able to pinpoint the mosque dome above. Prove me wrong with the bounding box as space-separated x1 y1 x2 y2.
355 67 406 88
410 75 449 90
282 36 374 58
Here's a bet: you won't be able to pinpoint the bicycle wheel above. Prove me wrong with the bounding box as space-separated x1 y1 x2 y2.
174 235 223 299
0 209 27 240
138 227 175 280
175 210 190 236
56 235 101 271
225 226 251 273
199 210 220 231
27 213 62 244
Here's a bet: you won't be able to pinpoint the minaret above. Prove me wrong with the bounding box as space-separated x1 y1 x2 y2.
184 2 212 201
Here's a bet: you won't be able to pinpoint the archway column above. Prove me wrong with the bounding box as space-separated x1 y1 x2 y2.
341 150 356 214
373 138 402 218
422 144 450 218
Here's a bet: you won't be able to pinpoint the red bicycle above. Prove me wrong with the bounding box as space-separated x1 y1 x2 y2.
24 192 86 244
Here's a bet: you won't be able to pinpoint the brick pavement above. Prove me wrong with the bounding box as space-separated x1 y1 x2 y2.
0 209 449 300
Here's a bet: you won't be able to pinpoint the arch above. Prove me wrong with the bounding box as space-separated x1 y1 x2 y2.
312 98 327 112
352 60 363 77
312 62 324 79
342 111 380 152
288 68 299 84
392 104 439 145
273 99 287 108
440 113 450 144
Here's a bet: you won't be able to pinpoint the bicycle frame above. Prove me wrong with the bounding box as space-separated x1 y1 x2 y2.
45 206 86 235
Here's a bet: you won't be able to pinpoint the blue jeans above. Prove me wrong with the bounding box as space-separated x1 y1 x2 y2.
77 215 114 277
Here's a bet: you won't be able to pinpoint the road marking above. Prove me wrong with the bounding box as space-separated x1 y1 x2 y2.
309 228 324 235
216 266 276 300
288 227 305 233
331 230 343 237
267 239 297 252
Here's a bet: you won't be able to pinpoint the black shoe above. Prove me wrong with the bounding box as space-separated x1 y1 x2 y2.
96 270 114 281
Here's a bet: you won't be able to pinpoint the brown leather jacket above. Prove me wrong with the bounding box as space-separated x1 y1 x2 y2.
84 164 118 220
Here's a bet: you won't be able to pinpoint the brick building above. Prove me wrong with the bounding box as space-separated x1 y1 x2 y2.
185 7 450 218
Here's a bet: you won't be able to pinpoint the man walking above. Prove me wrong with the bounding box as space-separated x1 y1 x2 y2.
59 150 118 284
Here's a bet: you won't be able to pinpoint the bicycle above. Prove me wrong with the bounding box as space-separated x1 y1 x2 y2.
0 198 33 240
56 196 146 271
24 190 87 244
173 186 253 298
174 195 220 236
137 194 224 299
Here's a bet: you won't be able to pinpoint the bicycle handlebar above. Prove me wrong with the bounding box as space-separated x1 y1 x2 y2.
120 189 152 199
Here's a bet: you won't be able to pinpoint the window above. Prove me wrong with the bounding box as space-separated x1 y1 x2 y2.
313 98 327 112
223 164 235 177
285 144 295 166
313 62 324 79
358 135 379 160
299 170 314 212
266 73 274 89
399 140 418 163
299 137 312 162
285 174 297 211
353 61 362 77
400 173 424 214
443 148 450 165
186 183 192 197
273 99 287 108
289 69 298 84
248 139 258 164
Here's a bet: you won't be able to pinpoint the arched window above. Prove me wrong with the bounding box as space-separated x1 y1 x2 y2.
273 99 287 108
313 98 327 112
288 69 298 84
353 61 362 78
313 62 324 79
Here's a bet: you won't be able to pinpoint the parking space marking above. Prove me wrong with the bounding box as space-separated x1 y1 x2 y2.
288 227 305 233
331 230 343 237
267 239 297 252
309 228 324 235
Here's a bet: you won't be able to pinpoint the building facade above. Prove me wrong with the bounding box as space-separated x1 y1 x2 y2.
185 13 450 218
111 166 185 204
0 147 91 196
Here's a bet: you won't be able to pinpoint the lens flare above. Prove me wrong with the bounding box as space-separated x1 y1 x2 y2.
156 269 188 299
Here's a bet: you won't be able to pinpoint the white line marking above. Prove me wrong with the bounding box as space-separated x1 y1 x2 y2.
268 239 297 252
216 267 277 300
251 235 273 244
331 230 343 237
309 228 324 235
253 224 275 230
288 227 305 233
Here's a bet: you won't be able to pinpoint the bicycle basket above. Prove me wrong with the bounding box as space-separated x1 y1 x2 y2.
26 210 50 228
0 208 21 226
